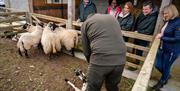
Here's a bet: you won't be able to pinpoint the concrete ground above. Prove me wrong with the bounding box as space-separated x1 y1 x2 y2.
150 57 180 91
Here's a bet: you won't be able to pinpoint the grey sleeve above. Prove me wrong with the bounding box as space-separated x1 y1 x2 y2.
81 23 91 62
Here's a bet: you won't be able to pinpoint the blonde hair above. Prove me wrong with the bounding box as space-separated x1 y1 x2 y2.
162 4 179 19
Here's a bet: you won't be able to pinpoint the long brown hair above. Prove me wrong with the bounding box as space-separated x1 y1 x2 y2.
124 2 134 13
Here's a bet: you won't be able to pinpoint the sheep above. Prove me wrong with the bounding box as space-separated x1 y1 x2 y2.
17 23 43 58
41 22 61 59
65 68 87 91
12 22 44 42
56 27 79 57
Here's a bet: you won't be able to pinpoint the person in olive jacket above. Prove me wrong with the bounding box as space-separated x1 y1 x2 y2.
134 1 158 64
77 0 97 22
81 14 126 91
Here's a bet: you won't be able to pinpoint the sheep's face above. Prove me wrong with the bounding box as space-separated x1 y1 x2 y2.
22 23 33 30
48 22 59 31
38 22 44 28
22 23 30 30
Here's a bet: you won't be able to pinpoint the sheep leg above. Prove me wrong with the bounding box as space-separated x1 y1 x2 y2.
48 54 53 60
38 43 43 52
24 49 29 58
71 48 75 57
65 79 81 91
18 48 23 57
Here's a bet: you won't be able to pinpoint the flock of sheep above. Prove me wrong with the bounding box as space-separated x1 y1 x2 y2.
16 22 79 59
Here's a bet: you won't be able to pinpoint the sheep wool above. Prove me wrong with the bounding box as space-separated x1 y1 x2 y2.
57 27 78 51
41 23 61 54
17 25 43 53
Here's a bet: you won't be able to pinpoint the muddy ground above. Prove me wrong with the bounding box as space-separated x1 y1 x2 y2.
0 38 134 91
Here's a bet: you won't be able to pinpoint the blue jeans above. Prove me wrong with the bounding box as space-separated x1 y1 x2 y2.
155 49 178 83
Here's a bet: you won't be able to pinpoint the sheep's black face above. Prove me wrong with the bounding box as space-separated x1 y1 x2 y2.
50 22 59 31
22 23 29 30
38 22 44 28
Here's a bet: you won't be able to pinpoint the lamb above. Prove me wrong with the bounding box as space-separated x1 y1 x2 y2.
41 22 61 59
65 68 87 91
57 27 79 57
17 23 43 58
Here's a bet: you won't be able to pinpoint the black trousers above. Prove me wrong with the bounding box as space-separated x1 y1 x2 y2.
86 64 125 91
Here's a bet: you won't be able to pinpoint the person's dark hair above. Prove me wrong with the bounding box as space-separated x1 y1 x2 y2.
143 1 153 8
108 0 120 6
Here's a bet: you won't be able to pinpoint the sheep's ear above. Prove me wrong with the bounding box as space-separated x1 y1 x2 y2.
32 22 36 26
38 22 44 28
22 23 28 30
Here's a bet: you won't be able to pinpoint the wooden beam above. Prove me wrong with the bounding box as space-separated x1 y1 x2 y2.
32 13 67 23
0 25 23 29
131 38 160 91
126 62 141 69
125 42 150 52
67 0 73 29
0 17 26 23
28 0 34 13
122 31 153 42
0 12 26 16
32 13 83 27
31 14 41 23
126 52 146 62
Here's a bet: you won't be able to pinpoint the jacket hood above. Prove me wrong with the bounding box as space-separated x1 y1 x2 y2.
151 5 158 15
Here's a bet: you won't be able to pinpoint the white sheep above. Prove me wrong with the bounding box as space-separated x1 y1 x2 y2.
57 27 79 57
41 22 61 59
17 24 43 58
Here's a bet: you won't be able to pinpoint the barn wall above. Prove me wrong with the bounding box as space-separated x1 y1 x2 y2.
33 0 67 19
33 0 81 19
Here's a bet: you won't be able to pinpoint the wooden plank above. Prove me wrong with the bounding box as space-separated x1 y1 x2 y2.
131 39 160 91
122 31 153 42
126 62 141 69
0 25 23 29
126 52 145 62
32 13 66 23
126 42 150 52
0 12 26 16
28 0 34 13
0 17 26 23
67 0 73 29
31 14 41 23
0 7 23 12
32 13 83 27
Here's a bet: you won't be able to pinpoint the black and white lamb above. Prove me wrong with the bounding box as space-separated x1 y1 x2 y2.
65 68 87 91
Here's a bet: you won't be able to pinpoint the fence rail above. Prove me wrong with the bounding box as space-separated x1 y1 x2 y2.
131 38 160 91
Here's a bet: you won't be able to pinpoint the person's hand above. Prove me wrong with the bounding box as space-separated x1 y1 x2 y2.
156 33 162 39
134 31 138 33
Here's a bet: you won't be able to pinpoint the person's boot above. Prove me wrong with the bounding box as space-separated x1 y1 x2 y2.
152 81 164 90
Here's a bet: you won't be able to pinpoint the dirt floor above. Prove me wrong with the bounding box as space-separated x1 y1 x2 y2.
0 38 134 91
